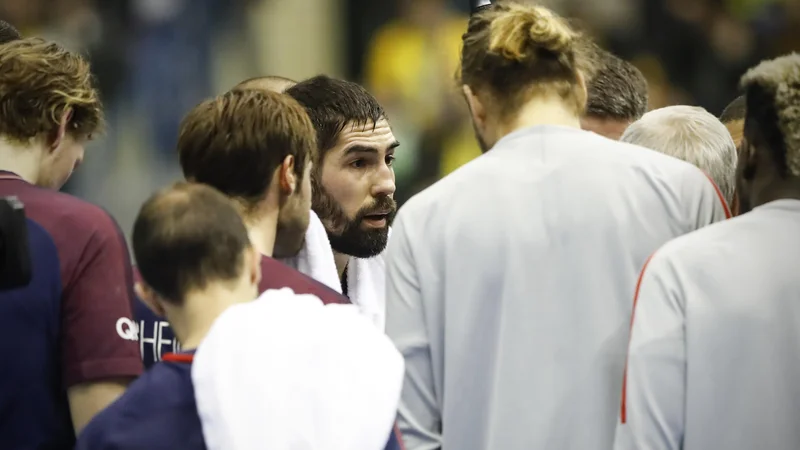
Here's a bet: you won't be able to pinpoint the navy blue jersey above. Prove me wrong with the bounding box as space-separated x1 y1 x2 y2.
76 352 205 450
0 172 143 449
135 256 350 368
78 352 405 450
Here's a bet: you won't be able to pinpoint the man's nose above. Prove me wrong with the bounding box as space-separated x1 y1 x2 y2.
370 166 396 198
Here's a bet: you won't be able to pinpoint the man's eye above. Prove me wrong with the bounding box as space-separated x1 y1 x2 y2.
386 155 396 166
350 160 365 169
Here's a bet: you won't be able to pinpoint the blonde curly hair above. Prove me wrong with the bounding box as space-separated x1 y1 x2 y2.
0 38 103 144
740 53 800 177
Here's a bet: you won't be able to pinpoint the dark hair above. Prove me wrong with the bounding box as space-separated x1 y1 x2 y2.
0 38 103 144
0 21 21 44
584 45 648 121
234 75 297 93
178 89 316 213
739 54 800 178
286 75 386 156
459 2 589 117
133 182 252 303
719 95 746 124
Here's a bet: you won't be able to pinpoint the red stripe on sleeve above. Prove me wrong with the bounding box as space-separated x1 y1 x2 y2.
702 172 732 219
394 424 406 450
620 252 656 424
162 353 194 364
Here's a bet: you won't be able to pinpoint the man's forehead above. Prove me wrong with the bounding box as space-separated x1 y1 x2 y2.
333 119 396 151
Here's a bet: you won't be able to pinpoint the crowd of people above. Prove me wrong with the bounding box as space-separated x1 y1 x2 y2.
0 0 798 449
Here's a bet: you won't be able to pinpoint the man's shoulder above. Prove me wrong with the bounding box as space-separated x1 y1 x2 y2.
77 362 202 450
17 183 118 236
15 186 123 258
259 257 349 305
647 216 744 279
591 135 702 176
85 362 194 429
117 361 194 408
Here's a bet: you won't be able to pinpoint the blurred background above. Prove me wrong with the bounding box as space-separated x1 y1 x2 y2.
3 0 798 238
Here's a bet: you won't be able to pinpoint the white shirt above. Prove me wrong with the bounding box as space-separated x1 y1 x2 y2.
615 199 800 450
385 125 730 450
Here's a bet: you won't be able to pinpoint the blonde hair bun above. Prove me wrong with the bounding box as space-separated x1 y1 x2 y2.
488 3 577 63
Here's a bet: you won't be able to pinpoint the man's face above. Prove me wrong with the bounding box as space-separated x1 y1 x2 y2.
274 160 313 257
580 116 631 140
39 133 85 190
313 119 399 258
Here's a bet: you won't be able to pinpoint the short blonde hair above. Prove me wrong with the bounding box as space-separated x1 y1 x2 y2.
0 38 103 144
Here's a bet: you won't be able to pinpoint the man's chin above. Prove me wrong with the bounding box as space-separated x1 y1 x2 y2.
328 227 389 259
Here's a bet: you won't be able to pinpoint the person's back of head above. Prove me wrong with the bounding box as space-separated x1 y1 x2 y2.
621 105 737 206
178 89 316 257
0 20 22 44
580 42 648 140
234 75 297 93
737 53 800 213
0 38 103 189
132 182 261 342
720 95 746 147
458 1 591 151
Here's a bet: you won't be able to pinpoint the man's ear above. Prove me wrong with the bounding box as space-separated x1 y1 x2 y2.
135 282 167 317
48 108 73 152
739 138 758 181
462 85 486 128
278 155 297 196
248 247 262 288
730 189 740 217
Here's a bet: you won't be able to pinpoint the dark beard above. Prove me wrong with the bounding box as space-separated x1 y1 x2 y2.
313 182 397 259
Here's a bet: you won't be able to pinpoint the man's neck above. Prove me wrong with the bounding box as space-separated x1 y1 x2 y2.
166 283 254 350
494 97 581 143
0 140 44 185
334 251 350 279
246 210 279 257
756 180 800 209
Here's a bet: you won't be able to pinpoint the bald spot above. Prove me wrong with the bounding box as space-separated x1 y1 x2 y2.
235 76 297 93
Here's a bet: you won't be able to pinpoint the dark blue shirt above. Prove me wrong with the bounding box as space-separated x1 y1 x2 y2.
78 352 405 449
76 352 205 450
0 173 142 449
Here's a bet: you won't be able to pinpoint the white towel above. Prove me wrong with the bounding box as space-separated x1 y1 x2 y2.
192 288 404 450
279 210 342 293
346 252 387 331
282 210 391 330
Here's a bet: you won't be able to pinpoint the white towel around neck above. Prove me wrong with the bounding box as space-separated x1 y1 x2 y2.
192 288 404 450
281 210 392 331
345 252 387 331
278 210 342 293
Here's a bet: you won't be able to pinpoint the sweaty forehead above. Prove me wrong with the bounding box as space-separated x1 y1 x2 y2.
331 119 396 155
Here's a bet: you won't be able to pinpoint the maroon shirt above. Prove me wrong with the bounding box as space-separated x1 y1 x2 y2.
0 174 142 384
257 256 349 303
134 255 349 367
